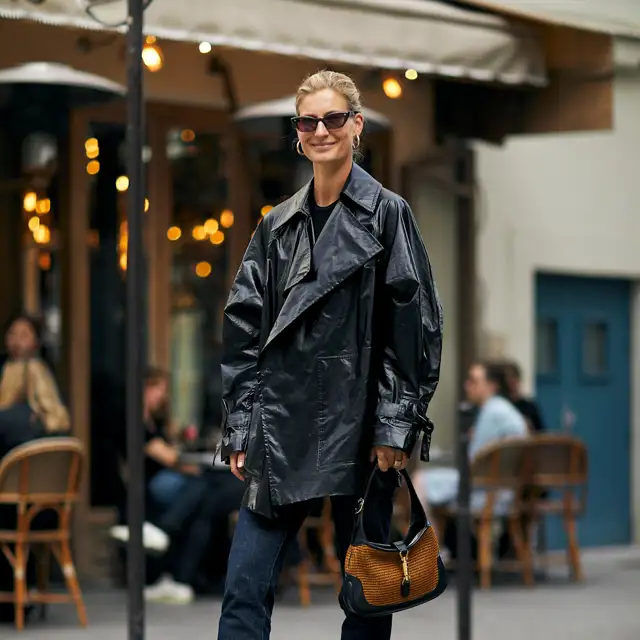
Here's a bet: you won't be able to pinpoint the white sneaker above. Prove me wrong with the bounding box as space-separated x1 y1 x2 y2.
109 522 170 553
144 575 194 604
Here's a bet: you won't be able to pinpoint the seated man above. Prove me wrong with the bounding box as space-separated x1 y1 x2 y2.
110 368 228 604
502 360 546 433
413 361 528 557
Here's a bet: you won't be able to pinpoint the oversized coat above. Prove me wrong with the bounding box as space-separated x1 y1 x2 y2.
220 163 443 518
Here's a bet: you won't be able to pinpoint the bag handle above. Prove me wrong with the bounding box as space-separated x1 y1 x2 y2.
354 463 428 548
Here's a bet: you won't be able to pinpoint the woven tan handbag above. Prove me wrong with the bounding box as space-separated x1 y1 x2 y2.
340 466 447 617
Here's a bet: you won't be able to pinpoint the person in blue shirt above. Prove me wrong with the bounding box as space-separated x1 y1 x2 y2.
413 361 528 555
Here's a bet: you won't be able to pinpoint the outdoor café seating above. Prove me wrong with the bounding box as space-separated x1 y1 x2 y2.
0 437 87 631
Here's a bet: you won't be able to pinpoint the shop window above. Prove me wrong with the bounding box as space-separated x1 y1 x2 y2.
536 318 559 378
581 320 609 380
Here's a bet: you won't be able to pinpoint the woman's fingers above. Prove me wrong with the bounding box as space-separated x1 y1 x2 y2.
230 452 246 481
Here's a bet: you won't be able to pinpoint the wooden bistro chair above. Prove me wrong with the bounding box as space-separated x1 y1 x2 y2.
296 498 342 606
525 434 588 582
0 437 87 631
442 438 534 589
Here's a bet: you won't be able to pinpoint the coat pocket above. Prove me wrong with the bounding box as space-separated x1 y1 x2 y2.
316 354 365 470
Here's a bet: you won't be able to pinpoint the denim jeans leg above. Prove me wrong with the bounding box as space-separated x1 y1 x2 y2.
332 471 397 640
218 504 309 640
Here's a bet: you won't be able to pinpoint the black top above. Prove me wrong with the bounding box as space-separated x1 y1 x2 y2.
310 196 337 240
513 397 545 432
144 419 169 483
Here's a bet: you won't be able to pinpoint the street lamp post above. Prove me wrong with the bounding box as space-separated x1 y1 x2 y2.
125 0 146 638
457 402 475 640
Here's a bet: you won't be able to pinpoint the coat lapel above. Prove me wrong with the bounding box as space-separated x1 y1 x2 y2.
263 198 383 352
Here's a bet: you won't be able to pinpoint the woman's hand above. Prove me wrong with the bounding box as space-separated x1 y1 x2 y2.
229 451 247 481
371 446 408 472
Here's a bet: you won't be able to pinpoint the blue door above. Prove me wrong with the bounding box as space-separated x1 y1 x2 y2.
535 274 631 547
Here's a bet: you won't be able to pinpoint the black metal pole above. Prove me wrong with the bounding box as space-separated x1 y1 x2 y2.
457 402 475 640
126 1 145 638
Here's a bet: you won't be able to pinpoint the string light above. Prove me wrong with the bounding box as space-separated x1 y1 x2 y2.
204 218 219 235
87 160 100 175
142 35 164 72
116 176 129 192
405 69 418 81
167 226 182 241
195 261 212 278
23 191 37 213
192 225 207 241
382 77 402 99
199 42 212 54
220 209 234 228
35 198 51 214
210 230 225 245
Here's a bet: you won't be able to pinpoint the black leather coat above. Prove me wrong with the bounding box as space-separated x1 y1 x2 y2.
220 164 443 518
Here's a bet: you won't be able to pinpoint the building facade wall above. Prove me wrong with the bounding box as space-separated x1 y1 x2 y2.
474 73 640 542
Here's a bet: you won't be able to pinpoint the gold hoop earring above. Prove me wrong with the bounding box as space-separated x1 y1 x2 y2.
352 134 361 150
296 140 305 157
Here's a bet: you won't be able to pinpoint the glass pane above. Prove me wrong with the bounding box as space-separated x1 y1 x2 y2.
583 321 608 376
13 130 63 368
536 318 558 375
168 128 229 437
85 120 149 507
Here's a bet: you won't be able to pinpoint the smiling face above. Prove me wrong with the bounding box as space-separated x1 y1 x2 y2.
296 88 364 167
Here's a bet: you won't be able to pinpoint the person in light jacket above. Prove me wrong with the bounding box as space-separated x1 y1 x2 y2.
217 70 443 640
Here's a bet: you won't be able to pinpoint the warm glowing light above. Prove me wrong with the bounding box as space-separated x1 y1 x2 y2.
35 198 51 214
180 129 196 143
33 224 51 245
405 69 418 81
192 225 207 241
220 209 234 228
84 138 99 151
28 216 40 232
382 77 402 99
261 205 273 217
144 198 150 212
23 192 37 212
199 42 212 54
142 37 164 72
116 175 129 192
119 253 127 271
195 261 212 278
167 226 182 241
210 230 225 245
87 160 100 175
204 218 219 235
38 252 51 271
86 146 99 159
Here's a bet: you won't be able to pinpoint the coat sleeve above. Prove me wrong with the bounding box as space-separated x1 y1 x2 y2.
220 220 268 462
372 197 443 461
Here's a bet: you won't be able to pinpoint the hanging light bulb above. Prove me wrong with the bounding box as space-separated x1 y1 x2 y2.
220 209 234 228
199 42 212 54
405 69 418 81
23 192 37 212
382 77 402 99
142 35 164 72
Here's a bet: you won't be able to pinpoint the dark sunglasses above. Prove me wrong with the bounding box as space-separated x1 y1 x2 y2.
291 111 357 133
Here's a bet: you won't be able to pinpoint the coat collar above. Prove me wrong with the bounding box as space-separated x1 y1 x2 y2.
272 162 382 233
262 165 384 353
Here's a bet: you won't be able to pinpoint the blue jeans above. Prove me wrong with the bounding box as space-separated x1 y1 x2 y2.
218 474 396 640
149 470 188 510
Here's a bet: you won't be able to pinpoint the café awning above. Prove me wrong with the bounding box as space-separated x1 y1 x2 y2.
450 1 640 39
0 0 546 85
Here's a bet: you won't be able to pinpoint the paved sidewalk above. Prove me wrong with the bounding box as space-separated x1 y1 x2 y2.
3 547 640 640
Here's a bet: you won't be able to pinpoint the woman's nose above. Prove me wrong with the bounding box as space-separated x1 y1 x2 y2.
315 121 329 136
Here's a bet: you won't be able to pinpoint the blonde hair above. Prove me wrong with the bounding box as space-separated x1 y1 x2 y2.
295 70 363 115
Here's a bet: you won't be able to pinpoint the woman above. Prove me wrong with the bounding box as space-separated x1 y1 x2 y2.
217 71 443 640
0 314 69 458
